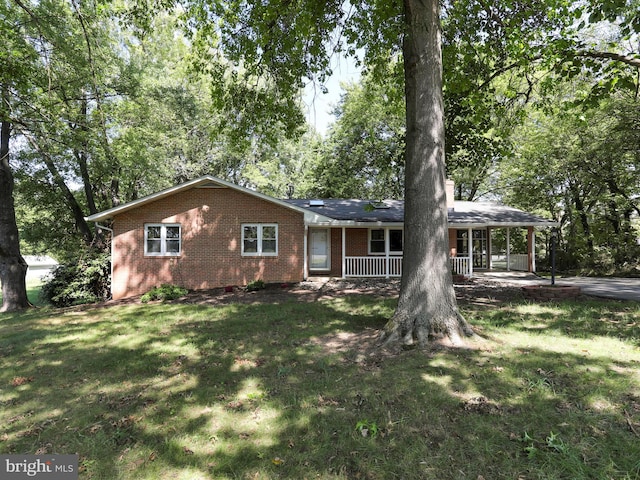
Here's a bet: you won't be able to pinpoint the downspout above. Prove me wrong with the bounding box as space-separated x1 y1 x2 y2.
303 224 308 280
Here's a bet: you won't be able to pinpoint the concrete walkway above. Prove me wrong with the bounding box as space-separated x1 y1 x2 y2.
475 271 640 301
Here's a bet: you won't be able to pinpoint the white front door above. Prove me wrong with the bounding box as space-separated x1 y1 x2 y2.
310 229 330 271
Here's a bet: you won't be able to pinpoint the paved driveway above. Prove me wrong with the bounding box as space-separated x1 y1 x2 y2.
555 276 640 301
476 272 640 301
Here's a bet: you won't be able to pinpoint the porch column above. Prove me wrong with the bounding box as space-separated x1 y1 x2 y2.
303 224 308 279
341 227 346 279
527 227 535 272
506 228 511 271
385 228 390 279
467 227 473 277
487 227 492 270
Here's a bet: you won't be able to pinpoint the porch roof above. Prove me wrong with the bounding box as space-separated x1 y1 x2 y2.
284 199 558 228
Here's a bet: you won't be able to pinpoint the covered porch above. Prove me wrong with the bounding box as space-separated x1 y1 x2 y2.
303 224 543 280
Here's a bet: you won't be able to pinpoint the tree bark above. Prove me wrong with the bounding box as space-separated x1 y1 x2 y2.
0 88 30 312
380 0 473 347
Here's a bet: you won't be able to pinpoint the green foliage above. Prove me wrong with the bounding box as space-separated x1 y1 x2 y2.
245 279 266 292
310 71 406 199
40 253 111 307
140 284 188 303
501 89 640 271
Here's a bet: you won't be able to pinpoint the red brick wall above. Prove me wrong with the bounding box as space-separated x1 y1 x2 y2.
346 228 369 256
111 187 305 299
449 229 457 256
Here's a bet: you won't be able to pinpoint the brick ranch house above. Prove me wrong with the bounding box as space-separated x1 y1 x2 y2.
86 175 558 300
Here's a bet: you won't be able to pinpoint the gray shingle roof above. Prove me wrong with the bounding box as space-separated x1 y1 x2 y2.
283 199 556 227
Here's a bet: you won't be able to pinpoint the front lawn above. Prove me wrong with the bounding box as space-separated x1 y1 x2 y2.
1 292 639 479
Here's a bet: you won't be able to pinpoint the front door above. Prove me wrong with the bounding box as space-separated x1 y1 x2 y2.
310 229 330 271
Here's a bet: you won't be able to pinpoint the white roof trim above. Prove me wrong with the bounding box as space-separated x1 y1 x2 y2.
307 221 405 227
306 220 558 228
85 175 334 223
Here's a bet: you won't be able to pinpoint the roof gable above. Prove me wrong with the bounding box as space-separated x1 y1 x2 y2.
85 176 333 223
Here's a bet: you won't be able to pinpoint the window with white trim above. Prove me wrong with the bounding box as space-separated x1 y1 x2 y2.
145 224 181 256
369 228 403 255
369 229 386 254
242 224 278 256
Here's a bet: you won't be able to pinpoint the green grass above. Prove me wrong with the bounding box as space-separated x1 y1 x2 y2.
1 292 639 479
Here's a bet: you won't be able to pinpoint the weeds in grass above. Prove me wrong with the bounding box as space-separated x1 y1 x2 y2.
355 419 379 438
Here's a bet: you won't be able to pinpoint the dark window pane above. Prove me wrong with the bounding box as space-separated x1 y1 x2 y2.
389 230 403 252
147 239 161 253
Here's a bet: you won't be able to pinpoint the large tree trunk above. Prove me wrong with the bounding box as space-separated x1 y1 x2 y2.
380 0 473 347
0 93 30 312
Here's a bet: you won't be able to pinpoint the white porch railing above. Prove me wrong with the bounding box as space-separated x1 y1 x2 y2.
508 254 529 271
490 254 529 271
344 256 471 278
450 256 471 276
345 256 402 278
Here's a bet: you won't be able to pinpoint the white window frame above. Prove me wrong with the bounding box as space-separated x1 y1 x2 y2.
368 229 386 255
144 223 181 256
368 228 403 255
242 223 278 256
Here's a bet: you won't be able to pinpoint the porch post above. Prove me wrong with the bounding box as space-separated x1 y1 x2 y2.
528 227 536 273
341 227 346 279
487 227 492 271
385 228 390 279
303 224 308 279
467 227 473 277
506 228 511 271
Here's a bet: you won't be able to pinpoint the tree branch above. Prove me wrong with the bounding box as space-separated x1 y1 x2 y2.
577 50 640 68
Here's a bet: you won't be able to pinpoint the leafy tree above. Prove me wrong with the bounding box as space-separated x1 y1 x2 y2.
0 0 41 311
310 72 405 200
500 88 640 271
1 91 30 312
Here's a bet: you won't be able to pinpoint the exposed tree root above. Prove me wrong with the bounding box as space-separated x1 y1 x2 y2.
379 308 475 349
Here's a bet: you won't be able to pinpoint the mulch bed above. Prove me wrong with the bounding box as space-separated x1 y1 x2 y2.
167 276 526 308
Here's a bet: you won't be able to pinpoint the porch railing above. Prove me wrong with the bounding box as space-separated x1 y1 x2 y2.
490 254 529 271
344 256 471 278
450 256 471 276
345 256 402 278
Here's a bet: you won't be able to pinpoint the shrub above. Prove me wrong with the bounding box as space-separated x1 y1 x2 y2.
140 284 188 303
40 252 111 307
246 279 265 292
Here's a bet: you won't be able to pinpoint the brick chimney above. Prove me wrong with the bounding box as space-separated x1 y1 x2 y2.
446 179 455 211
